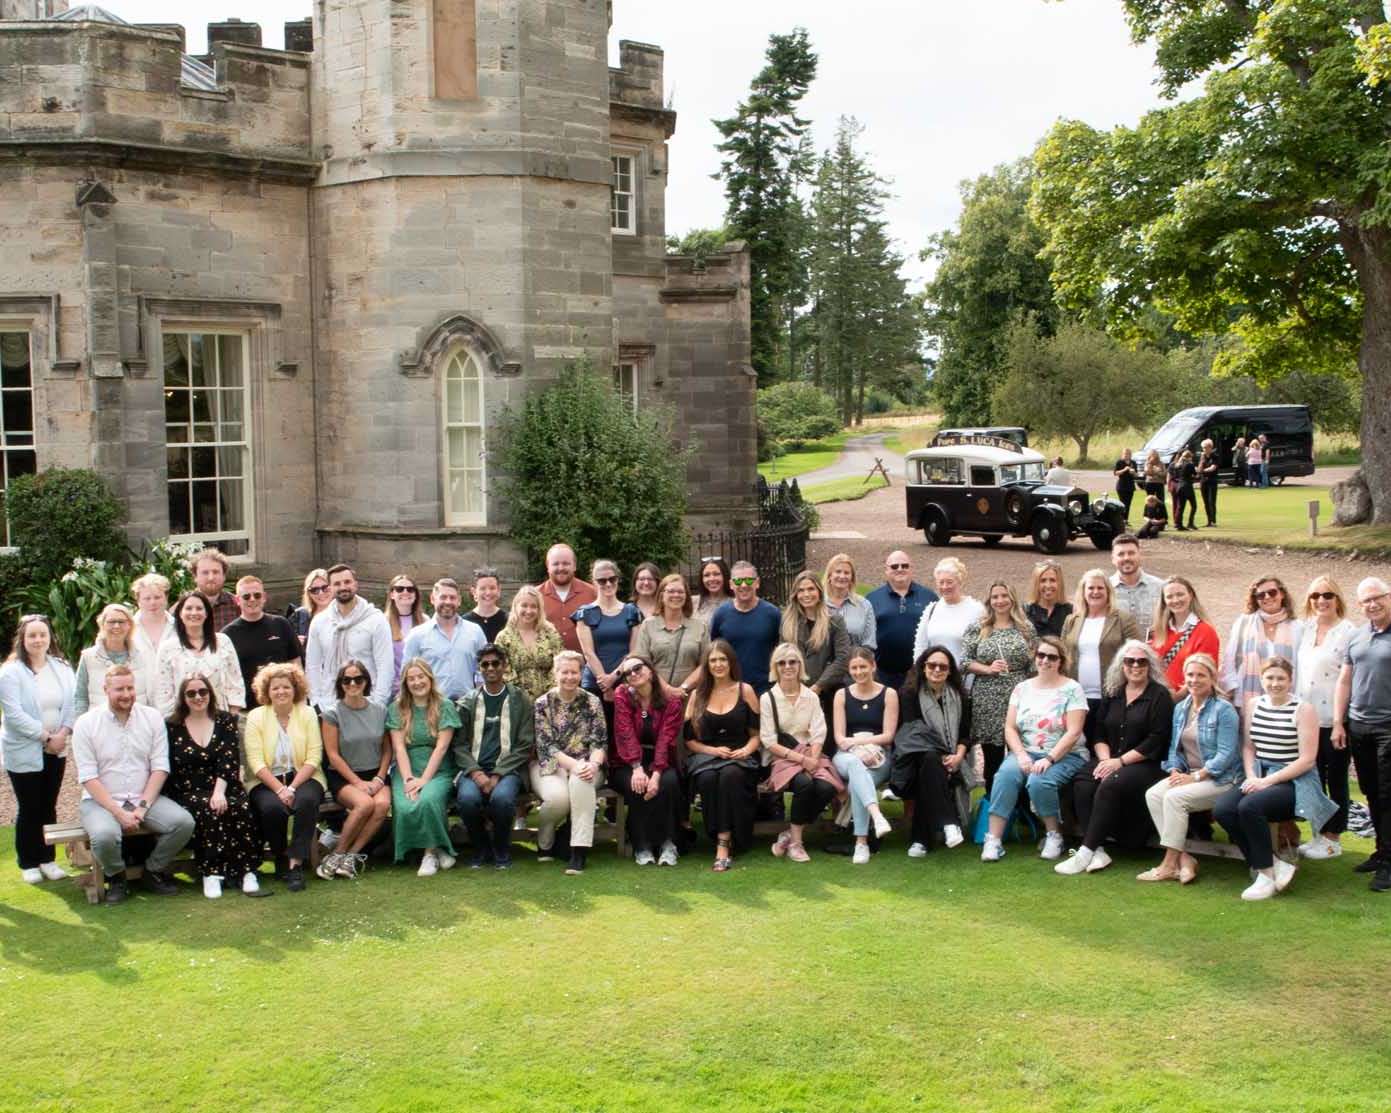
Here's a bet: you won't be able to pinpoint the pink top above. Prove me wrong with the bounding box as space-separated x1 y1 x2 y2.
1246 442 1264 466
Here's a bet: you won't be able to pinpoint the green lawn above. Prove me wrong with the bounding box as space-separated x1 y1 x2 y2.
1147 483 1391 555
801 473 891 504
757 433 850 482
3 818 1390 1112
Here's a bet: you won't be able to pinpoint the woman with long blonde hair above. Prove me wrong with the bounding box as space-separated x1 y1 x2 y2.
495 584 564 700
961 579 1037 790
780 570 850 717
292 567 332 649
388 656 459 877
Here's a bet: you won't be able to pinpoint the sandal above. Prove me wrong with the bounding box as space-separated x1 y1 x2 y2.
712 857 732 872
1178 857 1199 885
1136 866 1180 882
713 836 733 872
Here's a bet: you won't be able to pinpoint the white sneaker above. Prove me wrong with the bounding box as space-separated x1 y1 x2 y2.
38 861 66 881
1085 847 1113 873
907 842 928 858
242 871 261 894
417 850 439 877
316 852 342 881
657 841 678 867
1040 831 1066 860
1054 847 1093 875
981 837 1005 862
202 875 223 899
1298 835 1342 860
1241 872 1278 901
852 843 871 865
19 867 42 884
436 849 457 871
513 815 528 831
871 809 893 838
319 828 340 851
879 787 899 801
634 849 656 866
943 824 964 849
1272 858 1297 892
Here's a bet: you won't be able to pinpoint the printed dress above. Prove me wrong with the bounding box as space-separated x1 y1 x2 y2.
166 711 262 879
960 622 1037 748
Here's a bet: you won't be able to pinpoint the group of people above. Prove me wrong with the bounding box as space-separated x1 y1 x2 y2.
1111 434 1272 538
3 536 1389 905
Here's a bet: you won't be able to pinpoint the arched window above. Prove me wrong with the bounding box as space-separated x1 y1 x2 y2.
442 348 485 525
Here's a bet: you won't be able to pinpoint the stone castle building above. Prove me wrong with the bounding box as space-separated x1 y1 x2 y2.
0 0 755 588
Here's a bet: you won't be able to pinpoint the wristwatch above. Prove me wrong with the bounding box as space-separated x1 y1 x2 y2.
1191 769 1204 782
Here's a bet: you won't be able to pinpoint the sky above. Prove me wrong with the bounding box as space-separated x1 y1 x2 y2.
90 0 1175 287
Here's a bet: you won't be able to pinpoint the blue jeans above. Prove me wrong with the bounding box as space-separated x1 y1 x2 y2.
832 750 891 836
987 750 1087 821
455 772 523 857
1259 462 1270 487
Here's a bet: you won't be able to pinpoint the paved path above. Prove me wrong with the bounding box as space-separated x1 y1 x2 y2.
797 432 905 487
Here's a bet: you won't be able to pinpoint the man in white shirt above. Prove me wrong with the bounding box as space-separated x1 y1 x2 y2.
404 578 488 699
1108 534 1165 635
304 563 395 708
73 666 194 904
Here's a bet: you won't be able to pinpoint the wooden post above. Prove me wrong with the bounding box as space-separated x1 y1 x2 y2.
1308 499 1320 538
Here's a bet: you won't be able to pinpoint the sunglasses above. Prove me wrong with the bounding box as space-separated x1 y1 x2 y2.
1121 657 1149 668
622 663 646 678
1035 652 1062 663
776 659 801 668
341 674 367 686
479 659 505 670
184 688 210 698
1308 591 1337 602
731 577 756 587
595 576 618 586
1255 588 1283 601
888 563 910 571
308 585 330 595
391 585 417 595
924 661 950 672
239 592 263 601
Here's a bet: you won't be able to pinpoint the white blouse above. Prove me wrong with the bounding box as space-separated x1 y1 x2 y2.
912 597 987 667
1296 618 1357 728
154 634 246 719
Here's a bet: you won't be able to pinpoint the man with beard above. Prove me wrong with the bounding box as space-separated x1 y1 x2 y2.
305 564 394 709
1108 534 1165 636
404 578 488 700
537 543 596 653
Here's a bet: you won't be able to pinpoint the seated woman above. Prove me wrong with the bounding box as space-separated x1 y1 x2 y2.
242 662 326 892
831 646 899 863
318 659 391 880
1055 641 1173 875
1137 493 1167 539
684 639 762 871
388 657 460 878
166 673 263 898
156 592 246 718
1139 653 1241 884
1213 657 1335 901
981 635 1088 863
892 646 974 856
762 642 844 865
75 604 154 714
611 655 684 866
532 650 608 876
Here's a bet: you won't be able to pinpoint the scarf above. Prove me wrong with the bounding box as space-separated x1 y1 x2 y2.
328 598 375 676
918 683 962 754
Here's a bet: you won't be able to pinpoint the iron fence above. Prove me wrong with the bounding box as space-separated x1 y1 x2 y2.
682 478 811 607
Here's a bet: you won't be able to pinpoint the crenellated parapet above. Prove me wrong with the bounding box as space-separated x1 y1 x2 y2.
609 39 674 136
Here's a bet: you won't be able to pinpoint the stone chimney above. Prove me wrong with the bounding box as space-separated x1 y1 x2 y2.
283 18 311 52
207 17 260 48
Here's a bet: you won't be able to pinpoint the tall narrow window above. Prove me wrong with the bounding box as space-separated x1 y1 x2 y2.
613 362 638 414
433 0 478 100
0 332 37 548
443 349 486 525
163 332 253 557
611 154 636 234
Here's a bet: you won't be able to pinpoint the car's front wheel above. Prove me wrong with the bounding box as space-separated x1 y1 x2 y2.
1031 512 1068 555
923 510 953 547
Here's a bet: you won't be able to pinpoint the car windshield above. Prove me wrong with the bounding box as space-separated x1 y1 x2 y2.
999 461 1045 483
1144 412 1207 454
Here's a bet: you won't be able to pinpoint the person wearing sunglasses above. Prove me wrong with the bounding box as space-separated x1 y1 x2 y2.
453 645 535 870
611 655 683 866
318 660 391 880
166 673 263 898
304 563 394 711
571 559 643 733
1222 575 1302 713
866 551 937 692
384 574 425 696
981 636 1089 863
708 561 783 695
74 603 154 715
291 568 332 650
891 647 973 856
1295 576 1356 860
223 575 303 707
1333 576 1391 890
1055 641 1173 876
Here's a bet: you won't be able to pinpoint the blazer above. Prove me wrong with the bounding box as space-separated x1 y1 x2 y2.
0 658 76 774
611 683 683 773
1060 611 1140 687
241 702 327 790
452 684 535 780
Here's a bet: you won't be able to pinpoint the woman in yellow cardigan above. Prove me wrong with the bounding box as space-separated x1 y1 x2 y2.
242 661 326 892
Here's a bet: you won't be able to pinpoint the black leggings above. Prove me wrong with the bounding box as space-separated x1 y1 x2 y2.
1200 480 1218 525
612 765 682 852
1174 486 1197 528
1213 783 1296 870
898 751 959 846
786 771 836 825
982 743 1005 795
1117 485 1135 521
7 752 64 868
1314 726 1351 835
692 763 758 852
1072 759 1165 851
249 777 325 864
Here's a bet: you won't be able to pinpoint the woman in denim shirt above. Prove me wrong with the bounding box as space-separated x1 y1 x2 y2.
1139 653 1240 884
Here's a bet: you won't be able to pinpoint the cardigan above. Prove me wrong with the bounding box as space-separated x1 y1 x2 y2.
611 683 683 773
241 702 327 790
154 635 246 719
0 657 76 774
452 684 535 780
1060 610 1139 690
792 612 851 693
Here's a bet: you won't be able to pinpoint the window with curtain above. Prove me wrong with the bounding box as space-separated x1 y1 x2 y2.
0 332 37 548
163 332 252 557
443 348 486 525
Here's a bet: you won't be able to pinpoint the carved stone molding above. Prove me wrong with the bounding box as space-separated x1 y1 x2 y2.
132 295 296 378
398 313 519 379
0 294 79 375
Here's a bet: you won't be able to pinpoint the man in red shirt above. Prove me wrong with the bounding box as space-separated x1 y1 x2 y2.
537 543 596 652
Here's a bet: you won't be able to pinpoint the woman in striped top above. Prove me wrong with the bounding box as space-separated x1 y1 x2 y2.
1213 657 1335 901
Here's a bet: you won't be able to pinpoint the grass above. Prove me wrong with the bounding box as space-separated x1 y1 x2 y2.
1032 427 1361 469
882 421 939 457
4 818 1391 1112
758 432 850 482
801 474 891 504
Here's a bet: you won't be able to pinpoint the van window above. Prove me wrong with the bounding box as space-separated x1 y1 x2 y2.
969 465 996 487
922 458 963 485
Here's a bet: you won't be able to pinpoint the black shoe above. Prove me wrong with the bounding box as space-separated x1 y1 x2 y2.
286 866 306 892
1373 866 1391 893
104 872 129 905
143 869 178 896
494 851 513 870
274 855 291 881
564 848 587 875
1354 857 1384 874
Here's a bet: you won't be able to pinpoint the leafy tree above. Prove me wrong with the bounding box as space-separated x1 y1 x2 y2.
993 319 1162 461
757 381 840 449
4 467 127 586
1031 0 1391 521
713 28 818 384
666 226 730 266
491 362 691 578
922 160 1058 426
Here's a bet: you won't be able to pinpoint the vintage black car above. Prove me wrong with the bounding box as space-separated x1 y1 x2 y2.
904 435 1127 554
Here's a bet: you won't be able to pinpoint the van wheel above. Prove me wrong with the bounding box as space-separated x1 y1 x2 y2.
1031 513 1068 555
923 511 953 547
981 535 1004 546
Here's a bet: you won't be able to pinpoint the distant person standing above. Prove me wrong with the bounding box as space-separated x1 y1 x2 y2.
1142 450 1166 502
1112 448 1138 521
1171 449 1198 531
1045 457 1071 486
1246 436 1266 489
1232 436 1248 486
1197 439 1220 527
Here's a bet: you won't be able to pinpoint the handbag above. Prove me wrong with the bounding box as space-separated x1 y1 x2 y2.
767 688 802 754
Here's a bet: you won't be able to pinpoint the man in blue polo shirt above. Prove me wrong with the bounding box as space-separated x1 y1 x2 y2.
1333 576 1391 892
709 561 782 695
865 550 938 691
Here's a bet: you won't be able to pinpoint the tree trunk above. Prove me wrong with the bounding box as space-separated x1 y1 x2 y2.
1073 433 1090 462
1344 218 1391 523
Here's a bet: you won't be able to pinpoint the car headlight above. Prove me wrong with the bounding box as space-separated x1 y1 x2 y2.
1092 499 1106 516
1068 499 1084 518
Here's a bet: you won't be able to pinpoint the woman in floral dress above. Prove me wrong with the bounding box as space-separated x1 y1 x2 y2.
960 580 1038 792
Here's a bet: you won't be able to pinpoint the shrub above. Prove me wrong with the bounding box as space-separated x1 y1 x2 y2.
757 382 840 448
491 361 692 579
5 468 127 585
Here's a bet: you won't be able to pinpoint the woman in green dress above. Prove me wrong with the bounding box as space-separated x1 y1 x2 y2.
389 656 460 877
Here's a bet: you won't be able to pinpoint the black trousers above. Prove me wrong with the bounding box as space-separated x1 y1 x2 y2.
1072 758 1165 851
1349 722 1391 861
899 751 959 846
612 765 682 852
786 771 836 825
1200 480 1219 525
1213 782 1296 870
1313 726 1351 835
249 776 325 864
1175 486 1197 528
692 763 758 852
7 752 64 868
1138 518 1166 540
1117 484 1135 521
981 743 1005 795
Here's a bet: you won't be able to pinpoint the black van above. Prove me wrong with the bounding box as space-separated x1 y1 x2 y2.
1140 404 1315 484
